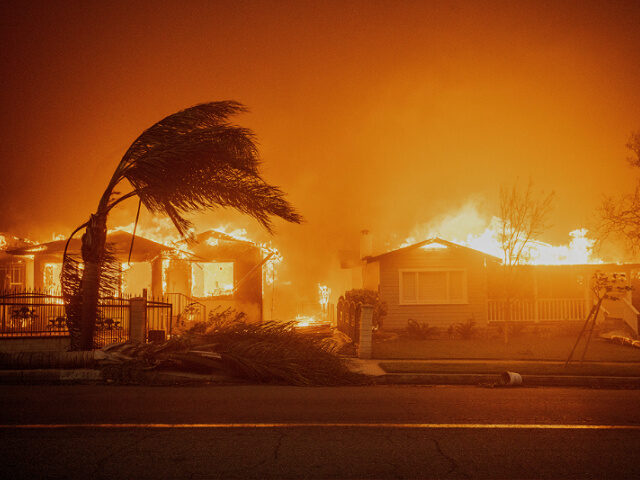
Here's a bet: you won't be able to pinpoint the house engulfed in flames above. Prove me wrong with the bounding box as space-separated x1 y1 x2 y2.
343 231 640 336
0 233 35 290
3 229 265 323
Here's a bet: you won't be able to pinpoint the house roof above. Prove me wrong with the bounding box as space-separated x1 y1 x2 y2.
365 237 502 263
193 230 255 246
7 230 172 262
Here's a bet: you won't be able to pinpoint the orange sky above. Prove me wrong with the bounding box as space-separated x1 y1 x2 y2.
1 0 639 304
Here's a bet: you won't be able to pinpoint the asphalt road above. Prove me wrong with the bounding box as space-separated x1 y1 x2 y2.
1 385 639 479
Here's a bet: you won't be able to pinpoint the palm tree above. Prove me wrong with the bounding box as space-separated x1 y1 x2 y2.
62 101 302 350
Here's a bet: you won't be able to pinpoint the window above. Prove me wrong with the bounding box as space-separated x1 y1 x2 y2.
399 269 467 304
191 262 234 297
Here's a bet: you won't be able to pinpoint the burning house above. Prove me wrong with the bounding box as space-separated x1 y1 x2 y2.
0 233 36 291
4 229 266 323
347 231 640 336
166 229 265 323
5 231 171 296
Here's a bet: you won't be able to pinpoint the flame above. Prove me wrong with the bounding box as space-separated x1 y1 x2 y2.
210 226 251 242
110 220 286 292
261 243 283 286
318 284 331 307
119 263 130 296
293 314 327 328
110 217 182 247
0 233 37 250
161 258 170 294
400 203 602 265
43 263 62 294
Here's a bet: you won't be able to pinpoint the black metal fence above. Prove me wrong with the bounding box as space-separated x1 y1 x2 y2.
147 297 174 341
0 291 67 337
95 296 130 347
163 292 207 327
336 297 361 343
0 289 172 346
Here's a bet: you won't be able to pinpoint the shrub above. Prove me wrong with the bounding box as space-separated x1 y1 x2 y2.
497 322 527 337
344 289 388 329
454 319 477 339
405 319 439 340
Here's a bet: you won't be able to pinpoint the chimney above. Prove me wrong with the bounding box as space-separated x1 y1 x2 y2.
360 230 373 259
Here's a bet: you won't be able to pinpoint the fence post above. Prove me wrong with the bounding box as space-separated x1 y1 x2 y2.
358 304 373 359
130 296 147 343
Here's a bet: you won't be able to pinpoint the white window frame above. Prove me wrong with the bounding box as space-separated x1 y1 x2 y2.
398 268 468 305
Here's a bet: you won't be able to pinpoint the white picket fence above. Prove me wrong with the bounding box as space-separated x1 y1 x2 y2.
488 298 586 322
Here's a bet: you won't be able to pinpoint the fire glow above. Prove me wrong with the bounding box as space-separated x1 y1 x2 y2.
111 218 284 294
401 204 602 265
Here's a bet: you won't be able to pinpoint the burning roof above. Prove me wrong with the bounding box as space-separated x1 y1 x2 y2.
7 230 172 262
366 237 502 263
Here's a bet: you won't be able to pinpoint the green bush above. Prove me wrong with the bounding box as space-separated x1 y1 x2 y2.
344 289 388 329
453 319 477 339
405 319 439 339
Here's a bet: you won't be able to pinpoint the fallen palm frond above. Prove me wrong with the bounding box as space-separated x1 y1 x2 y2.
100 318 367 386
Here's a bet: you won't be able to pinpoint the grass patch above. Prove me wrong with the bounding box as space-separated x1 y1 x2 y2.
379 361 640 377
373 334 640 363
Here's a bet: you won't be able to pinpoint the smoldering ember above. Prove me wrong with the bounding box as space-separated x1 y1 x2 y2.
1 2 640 480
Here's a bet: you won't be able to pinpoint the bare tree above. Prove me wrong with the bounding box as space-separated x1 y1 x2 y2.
599 131 640 251
499 180 554 342
499 180 554 267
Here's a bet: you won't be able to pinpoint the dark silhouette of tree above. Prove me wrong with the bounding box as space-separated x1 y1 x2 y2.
498 179 554 343
599 131 640 251
62 102 303 350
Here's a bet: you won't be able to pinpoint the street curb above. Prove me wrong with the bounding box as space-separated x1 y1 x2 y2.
0 369 103 384
2 369 639 388
0 369 242 386
376 373 640 388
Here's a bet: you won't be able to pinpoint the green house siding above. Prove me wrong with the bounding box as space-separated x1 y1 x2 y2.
375 247 489 330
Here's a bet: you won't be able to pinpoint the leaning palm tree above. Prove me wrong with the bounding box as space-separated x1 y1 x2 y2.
62 101 302 350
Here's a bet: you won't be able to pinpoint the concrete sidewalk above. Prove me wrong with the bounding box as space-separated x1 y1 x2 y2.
1 358 639 388
348 358 640 388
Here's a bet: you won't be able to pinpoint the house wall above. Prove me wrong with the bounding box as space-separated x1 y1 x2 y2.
377 247 489 331
362 261 380 291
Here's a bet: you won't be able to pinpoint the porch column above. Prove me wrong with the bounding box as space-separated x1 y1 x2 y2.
358 305 373 359
533 270 539 323
150 258 163 298
584 274 591 318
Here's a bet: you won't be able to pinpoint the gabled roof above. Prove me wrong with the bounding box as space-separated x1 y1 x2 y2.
365 237 502 263
7 230 172 262
193 230 255 246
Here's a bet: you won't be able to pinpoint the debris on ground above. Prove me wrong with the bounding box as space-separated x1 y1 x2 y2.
99 315 367 386
601 333 640 349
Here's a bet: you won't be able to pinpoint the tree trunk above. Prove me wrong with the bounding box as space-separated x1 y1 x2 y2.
78 214 107 350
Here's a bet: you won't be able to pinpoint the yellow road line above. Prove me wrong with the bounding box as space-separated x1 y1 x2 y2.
1 423 640 429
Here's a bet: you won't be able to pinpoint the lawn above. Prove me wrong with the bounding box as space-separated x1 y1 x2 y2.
373 333 640 363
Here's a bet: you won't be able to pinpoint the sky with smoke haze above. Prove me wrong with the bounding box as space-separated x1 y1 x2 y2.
1 0 639 306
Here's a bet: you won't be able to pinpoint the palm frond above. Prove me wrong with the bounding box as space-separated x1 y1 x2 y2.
105 101 302 236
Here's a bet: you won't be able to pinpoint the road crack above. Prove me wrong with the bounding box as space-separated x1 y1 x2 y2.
431 437 470 479
273 430 285 460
